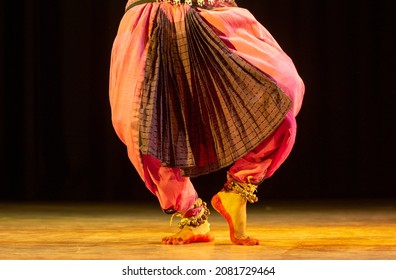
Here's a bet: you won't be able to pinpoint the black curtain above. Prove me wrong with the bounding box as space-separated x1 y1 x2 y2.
0 0 395 202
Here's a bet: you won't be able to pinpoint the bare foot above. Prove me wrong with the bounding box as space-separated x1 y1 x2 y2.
211 191 259 245
162 222 214 245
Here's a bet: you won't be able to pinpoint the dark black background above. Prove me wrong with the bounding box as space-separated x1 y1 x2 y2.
1 0 395 202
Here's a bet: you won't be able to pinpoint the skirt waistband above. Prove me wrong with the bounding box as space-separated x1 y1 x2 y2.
125 0 236 13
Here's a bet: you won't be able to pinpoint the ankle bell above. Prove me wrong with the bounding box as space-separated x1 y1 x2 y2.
224 173 258 203
168 198 211 229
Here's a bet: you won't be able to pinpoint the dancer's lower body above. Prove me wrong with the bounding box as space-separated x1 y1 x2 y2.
142 112 296 245
109 1 304 245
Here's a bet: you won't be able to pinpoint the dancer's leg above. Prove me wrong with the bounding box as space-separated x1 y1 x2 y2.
212 113 296 245
142 155 214 244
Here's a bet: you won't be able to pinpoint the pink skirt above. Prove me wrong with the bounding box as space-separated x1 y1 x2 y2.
109 1 305 179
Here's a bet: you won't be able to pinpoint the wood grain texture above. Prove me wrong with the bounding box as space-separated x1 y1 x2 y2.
0 200 395 260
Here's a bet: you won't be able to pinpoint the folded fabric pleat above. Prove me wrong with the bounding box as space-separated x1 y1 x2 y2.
139 7 291 177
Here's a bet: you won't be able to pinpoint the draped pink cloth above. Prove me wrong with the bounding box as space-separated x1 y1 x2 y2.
109 1 304 211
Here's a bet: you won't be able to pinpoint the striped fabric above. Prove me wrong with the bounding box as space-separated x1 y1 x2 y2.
139 7 291 177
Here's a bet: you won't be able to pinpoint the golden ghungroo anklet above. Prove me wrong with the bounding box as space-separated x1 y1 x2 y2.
224 174 258 203
169 198 210 229
178 199 210 229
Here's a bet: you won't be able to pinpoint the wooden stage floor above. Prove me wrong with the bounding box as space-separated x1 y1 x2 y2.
0 200 395 260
